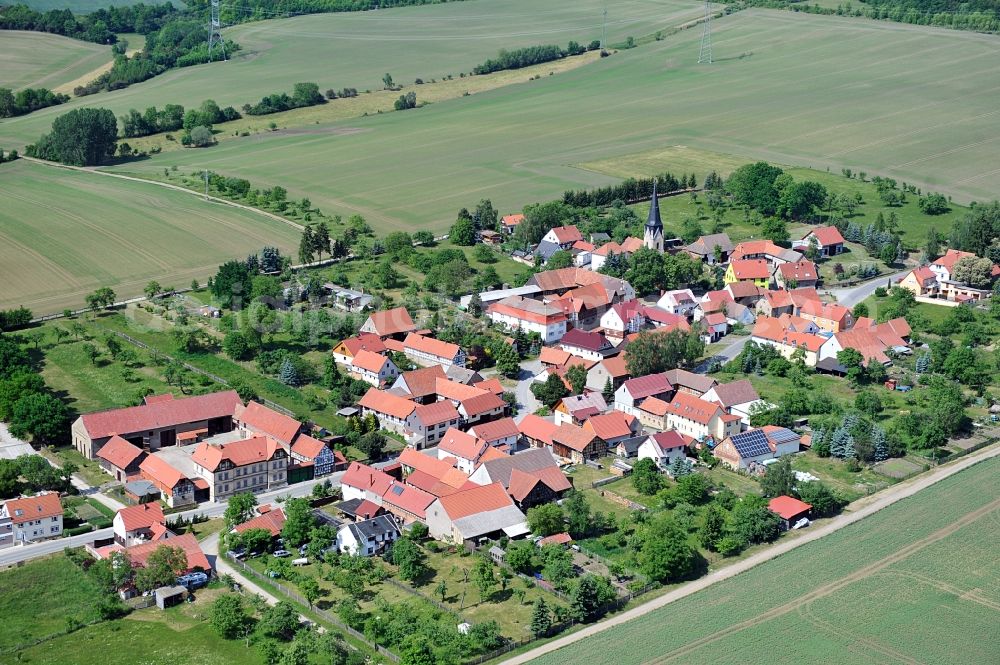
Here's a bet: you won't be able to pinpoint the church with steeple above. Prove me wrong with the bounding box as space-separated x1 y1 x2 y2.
644 181 664 252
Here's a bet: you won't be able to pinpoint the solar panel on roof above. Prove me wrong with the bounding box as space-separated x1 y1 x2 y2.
768 428 799 444
392 485 403 495
731 430 771 458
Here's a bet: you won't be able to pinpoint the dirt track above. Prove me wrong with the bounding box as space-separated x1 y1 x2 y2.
502 443 1000 665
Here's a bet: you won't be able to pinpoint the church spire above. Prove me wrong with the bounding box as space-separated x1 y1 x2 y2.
644 180 664 252
646 180 662 230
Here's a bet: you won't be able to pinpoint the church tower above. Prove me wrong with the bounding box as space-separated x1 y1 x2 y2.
644 180 664 252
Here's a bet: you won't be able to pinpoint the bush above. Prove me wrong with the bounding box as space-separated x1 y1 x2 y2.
188 126 214 147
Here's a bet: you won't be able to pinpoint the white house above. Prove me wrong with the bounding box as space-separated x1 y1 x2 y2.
335 515 400 556
558 328 615 361
540 225 584 249
436 428 488 474
467 418 521 451
358 388 460 448
637 431 688 469
487 296 568 345
713 426 800 470
613 373 673 416
0 493 63 547
425 483 528 544
402 333 466 368
113 503 168 546
348 349 398 386
656 289 699 317
600 300 644 341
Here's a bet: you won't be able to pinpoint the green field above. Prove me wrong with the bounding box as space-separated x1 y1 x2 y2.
0 30 113 92
91 8 1000 237
0 160 300 314
0 0 167 10
0 0 706 148
529 454 1000 665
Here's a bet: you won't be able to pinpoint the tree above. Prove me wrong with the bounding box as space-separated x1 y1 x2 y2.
492 342 520 378
674 473 711 505
852 302 869 319
531 597 552 637
638 516 698 583
298 226 315 265
565 363 588 394
951 256 994 288
854 391 883 418
10 392 69 444
625 247 667 294
837 348 867 386
570 574 615 622
778 181 827 220
189 125 214 147
759 457 795 498
472 553 497 602
400 635 436 665
259 601 300 641
726 495 781 546
312 222 331 260
527 503 565 536
505 540 536 574
726 162 784 215
281 498 315 547
144 281 162 299
435 579 448 603
698 503 726 551
761 217 789 245
224 492 258 528
531 373 569 408
279 358 301 387
546 250 574 270
299 577 321 609
134 545 187 592
473 198 499 230
625 329 703 376
449 215 476 246
85 286 116 311
879 242 898 267
391 537 427 582
223 330 256 360
27 107 118 165
564 489 592 538
631 458 663 496
211 594 251 639
925 228 942 261
382 73 395 89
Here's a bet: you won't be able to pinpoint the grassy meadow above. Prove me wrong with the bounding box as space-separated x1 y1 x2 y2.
0 30 113 92
98 8 1000 238
529 454 1000 665
0 160 300 314
1 0 161 9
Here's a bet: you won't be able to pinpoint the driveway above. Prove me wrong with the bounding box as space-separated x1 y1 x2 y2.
694 335 750 373
0 422 35 460
515 359 543 414
826 269 909 308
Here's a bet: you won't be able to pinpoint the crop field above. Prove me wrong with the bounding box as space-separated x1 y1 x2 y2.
0 0 706 147
0 30 113 92
93 8 1000 236
0 160 300 314
528 454 1000 665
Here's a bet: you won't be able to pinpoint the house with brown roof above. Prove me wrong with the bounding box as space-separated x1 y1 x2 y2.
347 349 399 386
637 431 689 470
729 240 803 266
769 495 813 530
775 260 819 289
72 390 241 459
0 492 62 547
389 365 447 404
435 429 489 474
425 482 528 544
551 422 604 463
898 265 939 298
113 502 167 546
332 333 387 367
467 448 569 510
793 226 845 257
541 225 584 249
795 299 852 333
139 455 196 508
590 238 644 272
725 259 773 289
585 354 630 393
553 392 608 426
96 435 147 482
582 411 641 448
191 436 288 502
750 316 826 366
402 333 466 368
290 434 343 476
818 317 911 367
90 533 211 598
613 372 673 416
233 507 286 538
547 282 614 330
635 396 670 430
358 388 460 447
488 296 569 344
663 369 717 397
526 267 635 301
661 392 742 443
341 462 394 504
433 378 505 426
234 401 302 448
517 414 559 449
685 233 734 265
501 213 524 234
359 306 417 340
756 289 796 318
558 328 616 361
600 299 645 342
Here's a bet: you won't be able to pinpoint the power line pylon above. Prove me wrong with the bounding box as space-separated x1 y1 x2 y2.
208 0 226 62
698 0 712 64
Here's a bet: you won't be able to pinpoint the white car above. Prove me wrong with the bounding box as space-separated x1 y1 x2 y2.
272 549 291 558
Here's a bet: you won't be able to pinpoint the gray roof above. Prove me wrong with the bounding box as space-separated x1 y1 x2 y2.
477 448 560 487
345 514 399 542
445 366 484 385
124 479 159 496
614 434 647 456
687 233 734 255
536 240 563 261
452 505 527 540
646 181 663 230
663 369 717 394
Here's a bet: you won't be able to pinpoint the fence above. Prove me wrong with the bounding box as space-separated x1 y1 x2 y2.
229 557 400 662
594 488 648 512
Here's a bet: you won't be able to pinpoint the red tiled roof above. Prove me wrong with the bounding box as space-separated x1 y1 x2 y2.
639 396 670 416
364 307 417 337
335 333 386 357
932 248 976 271
552 422 597 452
479 446 508 463
435 378 486 402
752 317 826 352
352 349 390 373
502 213 524 226
395 365 447 398
359 388 416 420
725 281 764 299
403 333 460 361
573 240 595 252
908 266 937 284
641 307 690 330
191 437 283 472
778 260 818 282
125 533 210 573
234 508 286 537
762 289 794 309
235 401 301 444
438 428 486 461
539 532 573 546
488 297 568 325
768 495 812 520
342 462 394 495
560 328 610 352
461 391 506 417
600 354 630 379
705 312 727 326
474 378 505 396
730 259 772 280
649 431 687 452
468 417 520 443
518 415 559 445
709 379 760 408
80 390 241 440
662 392 722 425
116 502 165 532
290 434 327 460
622 372 673 400
438 482 514 520
96 435 145 470
4 492 61 523
730 240 786 261
539 347 572 366
382 481 436 518
583 411 636 441
354 500 383 519
549 225 584 245
414 400 460 427
139 455 188 491
804 225 845 246
797 299 850 325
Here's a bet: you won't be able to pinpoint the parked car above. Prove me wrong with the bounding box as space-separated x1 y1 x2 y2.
227 548 246 560
273 549 291 558
177 572 209 590
292 557 309 566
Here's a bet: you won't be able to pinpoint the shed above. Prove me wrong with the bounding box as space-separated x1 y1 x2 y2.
155 585 188 609
489 545 506 565
124 479 161 504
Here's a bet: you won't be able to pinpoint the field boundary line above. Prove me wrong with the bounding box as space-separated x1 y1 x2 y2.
499 442 1000 665
21 157 305 232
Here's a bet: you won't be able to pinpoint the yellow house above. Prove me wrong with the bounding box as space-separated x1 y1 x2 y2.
724 259 772 289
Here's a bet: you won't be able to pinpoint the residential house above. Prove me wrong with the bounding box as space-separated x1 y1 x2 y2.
751 316 825 366
381 480 437 523
234 400 302 448
929 249 1000 301
713 426 800 470
501 213 524 234
637 431 689 469
590 237 644 272
792 226 845 257
113 503 168 546
487 296 568 344
0 492 62 546
775 260 819 289
725 259 772 288
358 388 460 447
233 507 286 539
541 225 584 249
436 428 489 474
434 378 505 426
600 300 645 342
480 229 503 246
402 333 466 368
554 393 608 426
724 281 765 307
91 533 210 598
335 499 384 522
468 418 521 451
685 233 734 264
468 448 570 511
796 299 853 333
290 435 342 477
818 317 911 366
96 435 146 482
191 437 288 502
72 390 241 459
425 483 528 544
450 366 486 385
359 307 417 340
777 313 821 334
663 369 717 397
335 515 401 556
551 422 605 463
661 392 742 443
656 289 699 318
642 306 692 332
729 240 803 266
389 365 448 404
558 328 616 361
526 267 635 301
636 396 670 430
348 349 399 386
547 283 613 330
613 373 673 416
323 284 374 312
899 266 940 298
517 414 559 449
583 411 641 449
585 354 630 392
769 495 812 530
139 455 196 508
571 240 594 267
702 379 762 425
703 312 728 343
332 333 387 367
756 289 796 318
341 462 394 503
929 249 976 283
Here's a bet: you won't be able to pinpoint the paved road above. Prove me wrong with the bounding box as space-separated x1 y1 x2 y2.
514 359 543 414
826 269 909 308
0 471 345 567
0 423 34 460
694 335 750 373
501 442 1000 664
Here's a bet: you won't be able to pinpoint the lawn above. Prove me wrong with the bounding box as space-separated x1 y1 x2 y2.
530 453 1000 665
97 8 1000 239
0 30 112 92
45 445 110 487
0 553 107 650
0 160 301 315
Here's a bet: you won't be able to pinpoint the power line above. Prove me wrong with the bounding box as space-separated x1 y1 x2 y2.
208 0 227 61
698 0 712 64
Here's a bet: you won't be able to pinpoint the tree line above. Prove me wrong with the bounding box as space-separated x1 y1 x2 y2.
561 172 694 208
244 82 326 116
0 334 71 447
0 3 176 44
0 87 69 118
775 0 1000 32
472 40 600 76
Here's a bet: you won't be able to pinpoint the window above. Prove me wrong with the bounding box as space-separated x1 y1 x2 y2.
51 516 58 522
50 526 59 533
